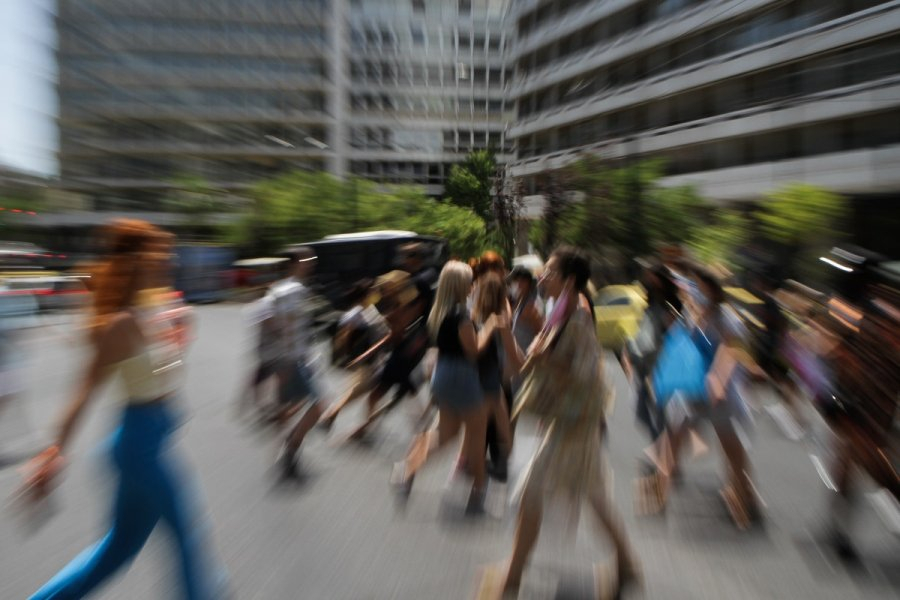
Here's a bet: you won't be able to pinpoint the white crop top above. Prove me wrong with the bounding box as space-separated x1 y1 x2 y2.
111 307 187 404
112 348 181 403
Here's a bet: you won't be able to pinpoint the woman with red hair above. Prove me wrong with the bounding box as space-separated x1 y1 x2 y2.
20 219 223 599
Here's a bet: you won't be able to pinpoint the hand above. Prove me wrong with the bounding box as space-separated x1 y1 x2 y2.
17 446 64 502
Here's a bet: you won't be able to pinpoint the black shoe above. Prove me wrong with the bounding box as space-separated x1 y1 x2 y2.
277 444 299 479
831 531 861 564
487 458 508 483
390 462 414 506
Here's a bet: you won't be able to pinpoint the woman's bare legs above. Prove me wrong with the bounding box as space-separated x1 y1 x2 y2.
589 485 639 583
714 422 759 526
319 368 373 428
502 480 543 594
402 407 461 480
461 404 489 502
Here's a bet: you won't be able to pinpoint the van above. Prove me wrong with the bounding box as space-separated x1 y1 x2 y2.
287 230 449 311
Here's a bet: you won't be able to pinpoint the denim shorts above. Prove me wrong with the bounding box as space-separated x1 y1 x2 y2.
431 356 483 413
280 361 321 405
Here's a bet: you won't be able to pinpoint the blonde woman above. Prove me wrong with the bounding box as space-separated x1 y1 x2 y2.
393 261 499 514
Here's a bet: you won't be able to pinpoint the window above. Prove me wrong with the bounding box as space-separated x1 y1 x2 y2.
411 25 424 45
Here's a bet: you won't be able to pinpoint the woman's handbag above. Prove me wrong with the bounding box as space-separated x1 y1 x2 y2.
651 321 710 409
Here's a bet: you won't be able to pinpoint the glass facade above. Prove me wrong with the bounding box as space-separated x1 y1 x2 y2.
508 0 900 200
56 0 511 210
345 0 511 191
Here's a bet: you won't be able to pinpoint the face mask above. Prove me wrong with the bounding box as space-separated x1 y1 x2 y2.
508 283 520 301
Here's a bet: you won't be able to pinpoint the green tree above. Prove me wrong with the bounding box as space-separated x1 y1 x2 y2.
229 170 492 259
754 183 847 279
445 150 496 223
687 207 751 269
399 199 491 261
491 167 524 263
645 183 708 247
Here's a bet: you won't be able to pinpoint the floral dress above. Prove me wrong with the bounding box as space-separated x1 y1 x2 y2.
513 307 612 528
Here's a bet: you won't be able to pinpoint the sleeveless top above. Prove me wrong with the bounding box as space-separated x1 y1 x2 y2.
512 292 540 353
110 308 186 404
436 305 469 359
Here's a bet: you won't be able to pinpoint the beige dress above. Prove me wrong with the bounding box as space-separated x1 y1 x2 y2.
513 308 612 528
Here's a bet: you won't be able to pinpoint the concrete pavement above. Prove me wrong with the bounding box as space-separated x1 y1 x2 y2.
1 305 897 599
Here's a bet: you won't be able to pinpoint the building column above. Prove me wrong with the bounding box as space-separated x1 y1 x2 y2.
329 0 349 179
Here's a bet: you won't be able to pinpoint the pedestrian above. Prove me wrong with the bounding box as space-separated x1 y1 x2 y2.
472 272 514 483
236 292 284 420
392 260 500 514
471 252 510 478
339 271 431 439
398 242 438 313
318 279 389 430
270 247 326 478
644 265 763 529
507 266 544 359
755 274 808 437
18 218 225 600
623 261 682 447
498 266 544 459
491 246 640 598
816 251 899 562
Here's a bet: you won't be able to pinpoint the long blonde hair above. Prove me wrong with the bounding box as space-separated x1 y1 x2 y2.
427 260 473 339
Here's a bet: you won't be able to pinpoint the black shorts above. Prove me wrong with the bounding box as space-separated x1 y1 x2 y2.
377 331 428 395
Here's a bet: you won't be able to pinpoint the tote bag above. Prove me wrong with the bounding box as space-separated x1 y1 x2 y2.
651 321 711 409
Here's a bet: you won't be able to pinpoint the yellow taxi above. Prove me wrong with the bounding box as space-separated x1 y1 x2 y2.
594 284 648 353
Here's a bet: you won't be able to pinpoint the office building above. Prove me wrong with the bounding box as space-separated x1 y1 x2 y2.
344 0 512 196
506 0 900 208
56 0 511 211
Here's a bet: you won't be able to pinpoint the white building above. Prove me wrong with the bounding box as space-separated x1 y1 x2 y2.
506 0 900 208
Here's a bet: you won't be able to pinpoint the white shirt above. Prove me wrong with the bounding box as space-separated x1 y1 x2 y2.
268 277 314 362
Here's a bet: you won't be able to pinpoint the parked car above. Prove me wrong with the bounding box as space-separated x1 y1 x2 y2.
593 284 648 353
0 284 39 330
1 276 90 312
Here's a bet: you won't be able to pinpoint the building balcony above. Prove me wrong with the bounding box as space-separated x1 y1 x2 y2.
512 0 764 93
60 71 329 91
509 75 900 176
60 141 333 159
60 104 332 125
348 113 507 130
348 149 515 163
660 144 900 201
510 2 900 139
349 82 506 98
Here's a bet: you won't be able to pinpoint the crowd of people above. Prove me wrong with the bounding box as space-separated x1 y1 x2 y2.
11 218 898 599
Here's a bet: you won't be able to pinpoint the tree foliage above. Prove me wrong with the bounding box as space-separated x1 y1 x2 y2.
754 183 848 280
228 170 492 259
445 150 496 223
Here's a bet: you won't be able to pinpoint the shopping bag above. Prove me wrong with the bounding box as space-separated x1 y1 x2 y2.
651 322 710 409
